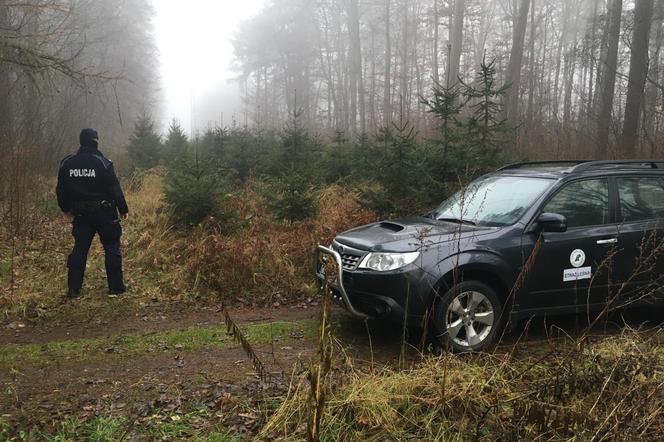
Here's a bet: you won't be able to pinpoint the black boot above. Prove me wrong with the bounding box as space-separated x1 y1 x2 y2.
67 288 81 299
108 285 127 297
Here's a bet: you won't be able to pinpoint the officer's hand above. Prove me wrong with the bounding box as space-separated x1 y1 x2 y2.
120 212 129 221
62 212 74 222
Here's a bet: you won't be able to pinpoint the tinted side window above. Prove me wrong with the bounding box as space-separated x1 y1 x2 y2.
617 177 664 222
543 179 610 228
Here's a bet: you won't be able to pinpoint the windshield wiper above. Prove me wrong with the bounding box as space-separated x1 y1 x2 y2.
436 217 477 226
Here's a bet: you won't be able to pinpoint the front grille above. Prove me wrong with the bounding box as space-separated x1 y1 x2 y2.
341 253 361 270
332 241 365 271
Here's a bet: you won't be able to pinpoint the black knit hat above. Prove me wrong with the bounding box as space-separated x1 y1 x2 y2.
80 128 99 149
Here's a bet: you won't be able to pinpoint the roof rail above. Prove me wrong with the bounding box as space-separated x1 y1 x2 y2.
571 160 662 172
498 160 590 171
498 160 664 172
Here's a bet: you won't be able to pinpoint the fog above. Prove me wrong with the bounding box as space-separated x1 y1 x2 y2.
1 0 662 161
154 0 265 135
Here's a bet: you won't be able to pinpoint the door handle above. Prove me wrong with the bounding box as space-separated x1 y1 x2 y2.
596 238 618 245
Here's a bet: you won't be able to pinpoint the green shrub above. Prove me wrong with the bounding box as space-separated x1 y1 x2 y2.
163 148 233 227
265 168 318 223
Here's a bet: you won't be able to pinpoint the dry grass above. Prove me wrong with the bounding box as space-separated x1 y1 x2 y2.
174 179 377 305
260 328 664 441
0 171 378 317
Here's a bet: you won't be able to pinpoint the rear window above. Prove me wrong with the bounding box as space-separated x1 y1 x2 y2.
617 177 664 222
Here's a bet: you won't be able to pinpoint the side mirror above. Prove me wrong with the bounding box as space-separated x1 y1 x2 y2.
536 212 567 233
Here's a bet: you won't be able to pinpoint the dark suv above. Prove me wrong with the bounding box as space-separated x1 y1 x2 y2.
316 160 664 352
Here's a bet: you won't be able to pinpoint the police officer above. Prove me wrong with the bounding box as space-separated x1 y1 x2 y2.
56 128 129 299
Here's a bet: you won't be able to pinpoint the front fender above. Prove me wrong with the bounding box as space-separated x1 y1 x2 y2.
422 249 517 300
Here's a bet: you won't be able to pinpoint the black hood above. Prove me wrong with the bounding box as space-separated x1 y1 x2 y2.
334 216 497 253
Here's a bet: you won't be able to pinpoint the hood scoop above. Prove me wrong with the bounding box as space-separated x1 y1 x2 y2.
379 221 405 232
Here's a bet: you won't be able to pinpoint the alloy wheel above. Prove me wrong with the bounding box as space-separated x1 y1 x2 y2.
445 290 495 348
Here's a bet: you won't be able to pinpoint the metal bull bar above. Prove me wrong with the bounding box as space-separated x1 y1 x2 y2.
315 245 369 320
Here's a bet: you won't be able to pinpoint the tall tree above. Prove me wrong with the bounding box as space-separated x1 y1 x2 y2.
448 0 466 87
622 0 655 157
595 0 623 158
644 0 664 151
400 0 410 121
384 0 392 125
432 0 441 83
0 5 11 146
347 0 365 134
504 0 531 124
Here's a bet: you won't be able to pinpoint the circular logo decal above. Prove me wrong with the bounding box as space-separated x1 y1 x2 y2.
570 249 586 268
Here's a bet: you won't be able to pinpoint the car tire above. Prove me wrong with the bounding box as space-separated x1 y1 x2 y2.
433 281 505 353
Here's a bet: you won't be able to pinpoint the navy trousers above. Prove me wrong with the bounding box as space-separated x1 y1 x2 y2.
67 210 124 292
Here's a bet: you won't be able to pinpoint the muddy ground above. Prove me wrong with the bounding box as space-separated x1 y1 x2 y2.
1 300 661 440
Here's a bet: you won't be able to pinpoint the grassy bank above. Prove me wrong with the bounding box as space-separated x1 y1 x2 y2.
263 328 664 441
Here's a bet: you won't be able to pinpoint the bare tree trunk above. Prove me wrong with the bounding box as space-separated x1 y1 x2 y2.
645 0 664 148
400 0 409 122
0 5 12 147
563 6 579 132
504 0 531 124
595 0 623 158
384 0 392 125
526 0 537 126
538 6 550 123
370 26 377 128
448 0 465 86
432 0 440 82
347 0 362 137
622 0 655 157
586 0 600 124
553 2 570 123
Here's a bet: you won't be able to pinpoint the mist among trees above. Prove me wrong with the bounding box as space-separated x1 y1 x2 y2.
1 0 662 232
0 0 158 231
233 0 664 159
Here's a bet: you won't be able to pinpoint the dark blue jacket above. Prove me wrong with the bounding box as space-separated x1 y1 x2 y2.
56 147 129 214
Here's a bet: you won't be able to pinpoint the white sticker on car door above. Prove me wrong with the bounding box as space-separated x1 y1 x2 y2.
563 266 591 282
570 249 586 267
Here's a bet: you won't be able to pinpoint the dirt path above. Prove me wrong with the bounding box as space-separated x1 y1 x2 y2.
3 341 314 435
2 304 661 439
1 302 319 346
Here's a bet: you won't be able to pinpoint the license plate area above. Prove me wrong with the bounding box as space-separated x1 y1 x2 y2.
317 254 340 289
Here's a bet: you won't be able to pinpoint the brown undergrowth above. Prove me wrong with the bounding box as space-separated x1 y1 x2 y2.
180 181 376 305
0 171 377 317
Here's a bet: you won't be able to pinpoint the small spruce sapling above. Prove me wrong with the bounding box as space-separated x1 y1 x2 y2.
126 113 162 170
163 145 232 227
264 108 318 222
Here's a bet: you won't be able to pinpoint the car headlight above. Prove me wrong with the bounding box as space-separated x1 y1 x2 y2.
358 251 420 272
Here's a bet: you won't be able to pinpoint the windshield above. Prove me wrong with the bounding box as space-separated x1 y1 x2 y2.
431 175 554 227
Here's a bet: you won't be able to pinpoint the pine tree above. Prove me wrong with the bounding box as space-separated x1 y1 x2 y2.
126 113 161 170
163 119 188 161
264 108 318 222
266 168 318 223
360 122 436 215
423 81 463 159
225 128 261 181
321 130 353 182
461 57 512 166
163 146 231 227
